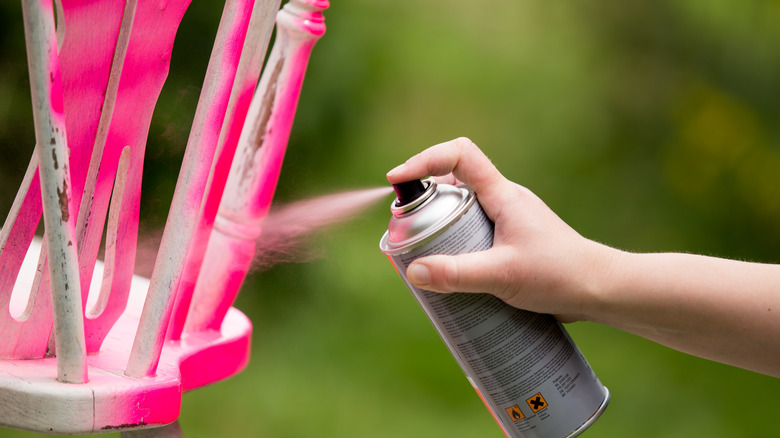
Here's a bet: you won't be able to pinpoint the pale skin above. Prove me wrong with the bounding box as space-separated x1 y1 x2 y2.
386 137 780 378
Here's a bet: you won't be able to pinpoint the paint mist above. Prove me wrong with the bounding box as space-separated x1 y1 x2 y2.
134 186 393 277
252 186 393 270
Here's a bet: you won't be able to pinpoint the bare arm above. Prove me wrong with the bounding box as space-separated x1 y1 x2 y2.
387 137 780 378
597 251 780 377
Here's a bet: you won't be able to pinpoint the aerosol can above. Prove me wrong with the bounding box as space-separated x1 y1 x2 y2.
379 178 609 437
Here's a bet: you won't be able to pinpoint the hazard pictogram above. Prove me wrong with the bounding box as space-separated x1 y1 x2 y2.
526 393 548 413
505 405 525 421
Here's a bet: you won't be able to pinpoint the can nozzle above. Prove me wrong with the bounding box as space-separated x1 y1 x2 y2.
393 179 427 206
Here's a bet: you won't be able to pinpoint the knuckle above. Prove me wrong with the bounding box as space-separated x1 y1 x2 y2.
440 257 460 292
492 257 524 304
453 136 476 152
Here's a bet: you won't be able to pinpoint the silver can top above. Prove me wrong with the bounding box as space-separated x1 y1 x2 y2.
379 179 476 255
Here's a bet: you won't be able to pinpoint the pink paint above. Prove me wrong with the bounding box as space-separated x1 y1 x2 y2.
0 252 251 433
221 0 328 224
0 163 48 359
75 0 192 354
252 187 393 270
58 0 125 210
126 0 255 378
2 0 81 364
0 0 284 431
170 85 262 340
184 0 330 332
23 0 88 383
187 187 390 332
1 0 192 359
188 232 256 331
2 1 125 352
167 0 283 340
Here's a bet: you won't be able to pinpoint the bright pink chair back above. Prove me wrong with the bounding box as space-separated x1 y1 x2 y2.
0 0 328 434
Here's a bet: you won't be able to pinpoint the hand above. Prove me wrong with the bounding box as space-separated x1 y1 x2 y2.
388 138 780 376
386 138 616 321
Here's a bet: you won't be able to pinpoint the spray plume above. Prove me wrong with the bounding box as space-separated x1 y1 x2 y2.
251 186 393 270
134 186 393 277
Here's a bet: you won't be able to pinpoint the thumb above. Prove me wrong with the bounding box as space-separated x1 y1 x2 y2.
405 250 504 294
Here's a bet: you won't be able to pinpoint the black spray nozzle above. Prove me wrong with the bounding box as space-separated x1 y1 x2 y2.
393 179 427 206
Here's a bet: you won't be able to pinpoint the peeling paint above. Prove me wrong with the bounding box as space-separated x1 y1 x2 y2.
100 422 148 431
56 179 70 222
253 57 284 150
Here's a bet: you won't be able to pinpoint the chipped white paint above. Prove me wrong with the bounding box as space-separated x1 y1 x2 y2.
21 0 87 384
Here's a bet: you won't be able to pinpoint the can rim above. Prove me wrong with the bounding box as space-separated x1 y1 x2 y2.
379 182 476 255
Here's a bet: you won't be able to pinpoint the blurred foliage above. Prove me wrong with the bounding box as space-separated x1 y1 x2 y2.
2 0 780 437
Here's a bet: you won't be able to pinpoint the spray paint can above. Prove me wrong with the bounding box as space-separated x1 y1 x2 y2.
379 178 609 438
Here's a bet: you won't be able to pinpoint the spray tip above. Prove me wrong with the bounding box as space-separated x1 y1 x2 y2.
393 179 427 206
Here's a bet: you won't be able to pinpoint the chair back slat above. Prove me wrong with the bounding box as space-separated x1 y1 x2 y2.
71 0 191 353
0 0 192 361
64 0 135 352
125 0 256 378
1 0 127 360
59 0 127 218
4 237 52 359
0 0 329 431
168 0 282 342
0 155 44 357
185 0 330 332
22 0 88 383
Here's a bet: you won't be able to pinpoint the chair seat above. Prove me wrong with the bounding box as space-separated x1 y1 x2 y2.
0 241 252 434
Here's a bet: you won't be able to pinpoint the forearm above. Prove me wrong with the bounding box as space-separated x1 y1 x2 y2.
387 138 780 377
589 249 780 377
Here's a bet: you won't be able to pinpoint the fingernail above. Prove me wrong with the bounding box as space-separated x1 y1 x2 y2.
386 164 404 179
406 263 430 286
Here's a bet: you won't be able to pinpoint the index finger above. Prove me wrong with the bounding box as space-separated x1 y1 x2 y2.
386 137 506 198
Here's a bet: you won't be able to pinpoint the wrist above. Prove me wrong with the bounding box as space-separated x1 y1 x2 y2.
572 240 624 323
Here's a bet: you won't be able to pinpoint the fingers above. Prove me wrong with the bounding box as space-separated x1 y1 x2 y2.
386 137 505 197
406 250 508 295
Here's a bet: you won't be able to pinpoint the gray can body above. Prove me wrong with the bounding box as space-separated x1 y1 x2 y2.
379 179 609 437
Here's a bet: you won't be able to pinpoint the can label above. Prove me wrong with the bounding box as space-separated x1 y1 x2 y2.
385 199 608 437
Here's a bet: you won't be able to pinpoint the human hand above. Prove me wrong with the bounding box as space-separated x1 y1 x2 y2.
386 138 616 321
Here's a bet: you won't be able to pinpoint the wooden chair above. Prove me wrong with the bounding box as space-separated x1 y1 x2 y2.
0 0 328 435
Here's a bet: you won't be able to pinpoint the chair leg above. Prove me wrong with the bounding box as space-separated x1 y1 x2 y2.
119 420 183 438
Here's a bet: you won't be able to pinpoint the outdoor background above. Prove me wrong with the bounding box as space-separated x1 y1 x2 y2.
2 0 780 437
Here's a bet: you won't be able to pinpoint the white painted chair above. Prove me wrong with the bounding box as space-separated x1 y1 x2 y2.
0 0 327 435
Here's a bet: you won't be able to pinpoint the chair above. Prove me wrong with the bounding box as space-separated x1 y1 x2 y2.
0 0 328 434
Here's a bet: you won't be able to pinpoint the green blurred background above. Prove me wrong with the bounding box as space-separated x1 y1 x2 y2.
2 0 780 436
